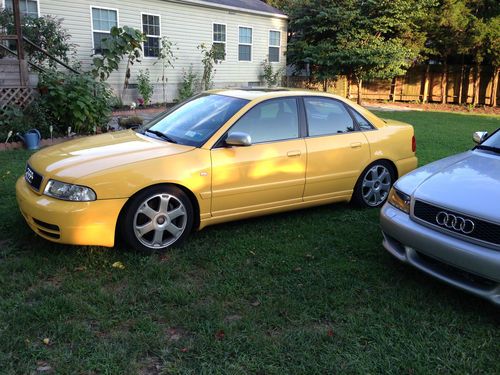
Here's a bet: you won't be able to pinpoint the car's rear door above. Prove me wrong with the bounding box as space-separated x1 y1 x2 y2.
302 97 371 202
210 97 307 217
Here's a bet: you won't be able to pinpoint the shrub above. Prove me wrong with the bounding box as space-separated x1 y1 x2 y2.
0 9 75 67
137 69 154 105
38 70 113 134
261 59 284 87
177 66 199 102
198 43 221 91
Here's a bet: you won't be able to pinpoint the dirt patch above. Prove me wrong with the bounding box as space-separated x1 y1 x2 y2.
137 357 162 375
165 327 191 342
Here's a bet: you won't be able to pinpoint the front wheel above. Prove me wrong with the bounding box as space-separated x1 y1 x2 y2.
121 185 194 254
352 161 394 208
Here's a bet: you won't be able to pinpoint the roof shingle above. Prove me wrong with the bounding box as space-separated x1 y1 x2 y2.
200 0 285 16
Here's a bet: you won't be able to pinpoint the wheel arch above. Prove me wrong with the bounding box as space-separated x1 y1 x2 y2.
115 182 201 242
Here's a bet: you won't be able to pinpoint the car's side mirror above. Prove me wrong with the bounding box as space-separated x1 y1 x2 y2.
473 131 488 144
225 132 252 147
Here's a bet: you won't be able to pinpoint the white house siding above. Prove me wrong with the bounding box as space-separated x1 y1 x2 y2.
37 0 288 103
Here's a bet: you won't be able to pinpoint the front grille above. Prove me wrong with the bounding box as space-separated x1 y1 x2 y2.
413 200 500 247
25 164 43 191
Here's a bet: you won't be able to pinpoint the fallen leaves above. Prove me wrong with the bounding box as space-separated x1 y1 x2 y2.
42 338 50 346
111 261 125 270
214 330 225 341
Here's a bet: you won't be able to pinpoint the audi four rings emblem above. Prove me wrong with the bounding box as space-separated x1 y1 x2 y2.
435 211 475 234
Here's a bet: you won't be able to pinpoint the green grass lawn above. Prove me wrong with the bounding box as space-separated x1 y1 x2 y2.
0 111 499 374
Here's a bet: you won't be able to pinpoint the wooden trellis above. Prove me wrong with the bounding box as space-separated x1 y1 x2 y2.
0 87 35 110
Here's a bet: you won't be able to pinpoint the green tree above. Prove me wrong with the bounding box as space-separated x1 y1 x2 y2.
287 0 433 104
424 0 471 104
198 43 221 91
155 36 177 104
91 26 145 98
0 9 75 67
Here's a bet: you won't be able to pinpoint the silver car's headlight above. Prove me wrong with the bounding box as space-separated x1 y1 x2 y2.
44 180 97 201
387 188 411 214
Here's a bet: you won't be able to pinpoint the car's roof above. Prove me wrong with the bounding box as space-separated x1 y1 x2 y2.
208 88 344 101
207 88 387 129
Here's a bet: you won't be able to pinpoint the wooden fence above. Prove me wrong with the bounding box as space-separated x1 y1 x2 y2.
287 64 499 106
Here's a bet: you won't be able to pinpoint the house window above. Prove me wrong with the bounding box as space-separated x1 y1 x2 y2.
238 26 252 62
142 14 160 58
4 0 39 18
269 30 281 62
213 23 226 61
91 7 118 54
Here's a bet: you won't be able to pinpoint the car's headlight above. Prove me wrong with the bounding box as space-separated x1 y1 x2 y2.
44 180 97 201
387 188 411 214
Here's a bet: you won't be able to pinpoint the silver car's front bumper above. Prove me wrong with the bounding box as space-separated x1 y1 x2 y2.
380 203 500 306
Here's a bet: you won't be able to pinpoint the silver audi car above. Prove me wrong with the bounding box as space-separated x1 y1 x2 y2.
380 129 500 305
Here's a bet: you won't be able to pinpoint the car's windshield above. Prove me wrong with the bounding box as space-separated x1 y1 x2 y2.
139 94 249 147
481 129 500 150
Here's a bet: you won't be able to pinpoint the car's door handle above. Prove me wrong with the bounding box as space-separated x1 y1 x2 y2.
350 142 362 149
287 150 301 157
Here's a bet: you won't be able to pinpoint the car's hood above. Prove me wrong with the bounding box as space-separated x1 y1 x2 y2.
29 130 195 182
397 150 500 222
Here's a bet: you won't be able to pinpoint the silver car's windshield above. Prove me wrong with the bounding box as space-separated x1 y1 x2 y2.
478 129 500 153
139 94 249 147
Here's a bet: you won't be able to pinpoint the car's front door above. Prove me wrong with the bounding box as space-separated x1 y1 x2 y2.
210 97 306 218
302 97 371 202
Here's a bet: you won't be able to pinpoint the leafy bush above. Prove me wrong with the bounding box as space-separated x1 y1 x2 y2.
0 9 75 67
91 26 145 89
177 66 199 102
38 70 113 134
261 59 284 87
137 69 154 105
198 43 221 90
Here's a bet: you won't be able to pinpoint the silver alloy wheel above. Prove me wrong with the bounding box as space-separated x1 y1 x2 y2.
361 165 392 207
133 193 187 249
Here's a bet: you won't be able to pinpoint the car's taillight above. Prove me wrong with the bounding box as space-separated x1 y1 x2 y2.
412 135 416 152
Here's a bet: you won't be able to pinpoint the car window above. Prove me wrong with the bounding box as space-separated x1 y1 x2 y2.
304 97 355 136
350 109 374 130
228 98 299 144
143 94 249 147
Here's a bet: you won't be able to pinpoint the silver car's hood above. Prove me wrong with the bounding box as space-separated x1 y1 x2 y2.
396 150 500 223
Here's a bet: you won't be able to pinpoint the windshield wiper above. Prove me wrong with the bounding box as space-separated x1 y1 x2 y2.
476 145 500 154
144 129 177 143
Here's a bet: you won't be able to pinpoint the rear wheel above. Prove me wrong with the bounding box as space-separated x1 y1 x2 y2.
122 185 194 254
352 161 394 208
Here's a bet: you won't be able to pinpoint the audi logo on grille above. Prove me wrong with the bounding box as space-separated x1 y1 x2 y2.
435 211 475 234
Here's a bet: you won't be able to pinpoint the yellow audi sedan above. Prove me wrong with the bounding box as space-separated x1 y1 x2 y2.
16 89 417 253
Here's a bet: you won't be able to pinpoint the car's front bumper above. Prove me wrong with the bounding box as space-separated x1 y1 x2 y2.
380 203 500 305
16 177 127 247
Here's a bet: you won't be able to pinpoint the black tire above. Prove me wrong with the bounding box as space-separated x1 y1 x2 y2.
121 185 194 254
352 161 395 208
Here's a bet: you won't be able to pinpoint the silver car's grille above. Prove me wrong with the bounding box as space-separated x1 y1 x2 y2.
413 200 500 247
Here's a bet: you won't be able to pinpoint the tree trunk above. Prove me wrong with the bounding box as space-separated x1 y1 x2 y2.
357 79 363 105
390 76 397 102
473 63 481 105
422 63 430 103
346 76 352 99
457 59 465 105
323 78 328 92
491 67 499 107
441 59 448 104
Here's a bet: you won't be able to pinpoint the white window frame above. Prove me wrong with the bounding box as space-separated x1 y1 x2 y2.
212 22 226 62
238 25 253 63
90 5 119 54
141 12 161 59
268 29 281 63
2 0 40 17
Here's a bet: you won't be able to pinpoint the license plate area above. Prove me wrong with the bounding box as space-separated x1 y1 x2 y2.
25 164 43 191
